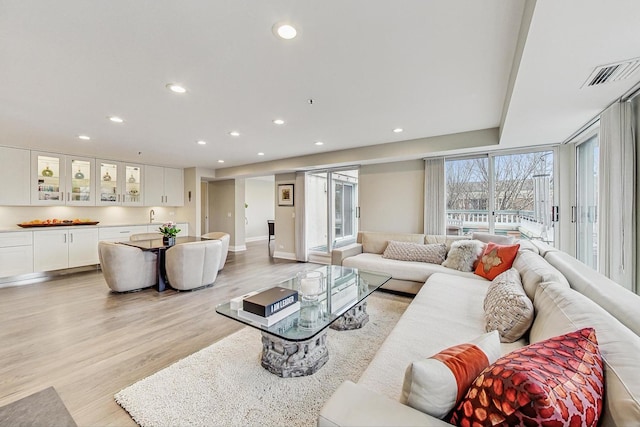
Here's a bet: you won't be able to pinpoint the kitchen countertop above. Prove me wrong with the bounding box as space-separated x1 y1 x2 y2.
0 222 187 233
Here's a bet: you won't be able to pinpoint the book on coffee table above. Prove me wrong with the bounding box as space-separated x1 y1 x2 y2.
237 301 301 326
242 286 299 317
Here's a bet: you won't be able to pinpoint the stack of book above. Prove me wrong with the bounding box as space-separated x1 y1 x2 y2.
237 286 300 326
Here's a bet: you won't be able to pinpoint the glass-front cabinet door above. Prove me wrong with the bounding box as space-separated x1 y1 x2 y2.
124 165 142 204
31 152 65 205
96 160 143 206
98 161 119 205
66 157 95 205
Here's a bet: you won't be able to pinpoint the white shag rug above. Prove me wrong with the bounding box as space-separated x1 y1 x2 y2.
115 294 409 427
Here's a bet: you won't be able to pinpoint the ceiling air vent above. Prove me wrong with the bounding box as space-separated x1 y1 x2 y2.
583 58 640 88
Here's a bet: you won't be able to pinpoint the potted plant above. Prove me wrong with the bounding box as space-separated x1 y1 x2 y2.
158 222 181 246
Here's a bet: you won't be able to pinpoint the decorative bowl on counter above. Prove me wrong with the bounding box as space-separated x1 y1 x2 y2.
17 219 100 228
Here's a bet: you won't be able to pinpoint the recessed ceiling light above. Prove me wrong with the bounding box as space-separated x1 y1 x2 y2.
166 83 187 93
78 135 91 141
197 140 207 145
218 160 225 163
273 119 285 125
393 128 404 133
273 23 297 40
258 152 265 156
314 141 324 146
229 131 240 137
109 116 124 123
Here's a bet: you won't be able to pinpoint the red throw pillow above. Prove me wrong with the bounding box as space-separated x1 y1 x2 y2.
450 327 604 427
474 242 520 280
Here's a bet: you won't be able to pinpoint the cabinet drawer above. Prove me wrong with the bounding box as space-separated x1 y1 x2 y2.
0 231 33 248
98 226 148 241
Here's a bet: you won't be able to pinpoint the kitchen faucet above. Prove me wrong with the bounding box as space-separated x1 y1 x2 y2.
149 209 155 223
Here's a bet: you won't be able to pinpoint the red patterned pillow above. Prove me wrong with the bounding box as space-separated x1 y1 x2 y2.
450 328 604 427
474 242 520 280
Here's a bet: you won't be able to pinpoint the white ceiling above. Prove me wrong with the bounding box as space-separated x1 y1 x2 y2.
1 0 639 172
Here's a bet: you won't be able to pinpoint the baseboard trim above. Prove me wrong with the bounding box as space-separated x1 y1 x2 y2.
245 236 268 243
273 251 297 261
229 245 247 252
0 265 100 289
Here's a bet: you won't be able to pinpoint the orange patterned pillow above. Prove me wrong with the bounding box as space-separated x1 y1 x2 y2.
474 242 520 280
450 328 604 427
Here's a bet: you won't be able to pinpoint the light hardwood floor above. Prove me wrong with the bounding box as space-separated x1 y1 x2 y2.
0 240 352 426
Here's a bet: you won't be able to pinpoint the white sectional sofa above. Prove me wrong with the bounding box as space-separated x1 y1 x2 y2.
320 231 640 426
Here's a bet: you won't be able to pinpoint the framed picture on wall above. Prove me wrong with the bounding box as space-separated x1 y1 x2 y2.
278 184 294 206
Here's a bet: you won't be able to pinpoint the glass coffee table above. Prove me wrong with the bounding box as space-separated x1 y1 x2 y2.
216 265 391 377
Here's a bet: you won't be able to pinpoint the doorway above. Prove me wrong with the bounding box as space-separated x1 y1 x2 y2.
306 168 359 258
200 181 209 235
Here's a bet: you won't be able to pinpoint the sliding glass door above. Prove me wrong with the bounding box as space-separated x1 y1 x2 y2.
445 157 490 235
445 149 556 244
576 135 599 269
307 168 359 257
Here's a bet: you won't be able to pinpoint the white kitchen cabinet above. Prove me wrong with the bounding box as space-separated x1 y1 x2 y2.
144 165 184 206
33 228 99 272
0 232 33 277
96 160 144 206
31 152 96 206
68 228 100 267
98 225 149 243
0 147 31 205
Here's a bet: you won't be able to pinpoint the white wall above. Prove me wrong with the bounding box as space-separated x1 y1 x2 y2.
245 177 275 241
359 160 425 233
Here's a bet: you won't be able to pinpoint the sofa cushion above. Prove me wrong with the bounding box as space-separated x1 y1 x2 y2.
425 234 471 251
530 282 640 426
484 268 534 343
382 241 446 264
342 253 482 284
401 331 500 419
545 249 640 336
475 242 520 280
513 250 570 301
516 239 538 254
442 240 485 272
361 231 425 254
450 327 604 427
472 232 516 245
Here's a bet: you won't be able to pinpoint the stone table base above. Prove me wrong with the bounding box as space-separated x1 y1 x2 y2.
330 301 369 331
260 331 329 377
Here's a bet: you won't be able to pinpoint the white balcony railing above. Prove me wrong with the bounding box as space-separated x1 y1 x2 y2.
446 210 553 243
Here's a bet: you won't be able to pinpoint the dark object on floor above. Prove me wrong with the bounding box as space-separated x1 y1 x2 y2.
0 386 77 427
267 220 275 246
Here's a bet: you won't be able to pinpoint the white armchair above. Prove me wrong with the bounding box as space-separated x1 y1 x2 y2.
165 239 223 290
98 241 157 292
201 232 230 271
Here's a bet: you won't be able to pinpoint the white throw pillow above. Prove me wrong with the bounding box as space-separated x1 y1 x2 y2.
442 239 485 272
382 241 447 264
401 331 501 419
484 268 534 343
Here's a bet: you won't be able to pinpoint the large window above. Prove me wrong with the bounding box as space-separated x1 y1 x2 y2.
445 149 556 244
